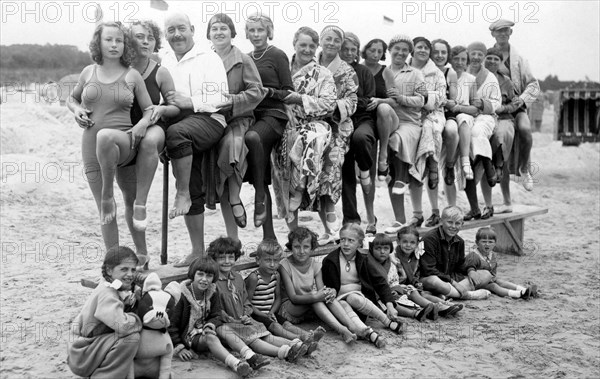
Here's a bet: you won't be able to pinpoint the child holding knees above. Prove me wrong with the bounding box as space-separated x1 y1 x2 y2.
67 246 142 378
168 257 264 377
321 223 404 348
207 237 309 364
466 227 538 299
370 231 463 321
278 227 360 344
245 239 326 354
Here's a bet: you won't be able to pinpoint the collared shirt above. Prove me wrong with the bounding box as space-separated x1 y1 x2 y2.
161 43 229 126
420 225 473 282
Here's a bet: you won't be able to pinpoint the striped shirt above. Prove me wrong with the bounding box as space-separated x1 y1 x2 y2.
249 270 278 313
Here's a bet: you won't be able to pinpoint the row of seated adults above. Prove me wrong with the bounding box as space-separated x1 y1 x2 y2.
68 11 538 268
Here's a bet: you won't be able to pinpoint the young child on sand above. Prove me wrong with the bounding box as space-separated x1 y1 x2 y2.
168 257 268 377
67 246 142 378
207 237 308 364
278 227 361 344
466 227 538 299
370 231 463 320
245 240 326 354
321 223 404 348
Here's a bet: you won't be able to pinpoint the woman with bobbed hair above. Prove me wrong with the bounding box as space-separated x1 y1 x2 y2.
244 13 294 240
339 32 378 236
206 13 266 239
271 26 337 235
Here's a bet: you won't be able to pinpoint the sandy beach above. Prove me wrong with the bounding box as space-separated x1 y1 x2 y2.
1 98 598 378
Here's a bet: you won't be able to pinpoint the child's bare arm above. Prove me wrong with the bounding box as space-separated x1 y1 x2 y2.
279 266 327 304
271 272 282 315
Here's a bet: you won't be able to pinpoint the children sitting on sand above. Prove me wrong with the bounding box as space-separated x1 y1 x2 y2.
369 231 463 321
207 237 309 365
245 239 326 354
465 227 538 299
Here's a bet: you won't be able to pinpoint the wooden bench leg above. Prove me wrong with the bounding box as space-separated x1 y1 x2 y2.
161 160 169 265
494 219 524 256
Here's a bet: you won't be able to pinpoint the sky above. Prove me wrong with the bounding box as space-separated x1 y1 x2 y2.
1 0 599 82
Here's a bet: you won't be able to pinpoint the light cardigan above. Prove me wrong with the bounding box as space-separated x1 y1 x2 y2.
494 43 540 107
161 43 229 126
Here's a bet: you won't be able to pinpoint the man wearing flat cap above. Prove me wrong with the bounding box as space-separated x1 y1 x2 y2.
490 19 539 195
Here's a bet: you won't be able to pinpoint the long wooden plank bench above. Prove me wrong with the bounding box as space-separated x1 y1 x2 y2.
81 204 547 289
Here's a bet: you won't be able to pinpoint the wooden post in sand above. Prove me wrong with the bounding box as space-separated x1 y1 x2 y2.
161 160 169 264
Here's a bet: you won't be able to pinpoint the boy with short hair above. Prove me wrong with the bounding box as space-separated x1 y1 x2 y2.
419 206 491 300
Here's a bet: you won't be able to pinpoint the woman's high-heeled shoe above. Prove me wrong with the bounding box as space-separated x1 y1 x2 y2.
133 204 147 232
230 201 247 228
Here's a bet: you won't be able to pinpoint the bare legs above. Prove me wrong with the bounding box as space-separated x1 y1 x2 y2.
375 104 399 177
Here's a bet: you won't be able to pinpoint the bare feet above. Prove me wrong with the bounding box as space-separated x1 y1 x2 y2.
173 253 200 268
100 198 116 225
169 191 192 219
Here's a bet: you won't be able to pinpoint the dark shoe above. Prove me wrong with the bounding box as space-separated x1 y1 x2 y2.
426 304 440 321
427 162 439 190
414 303 435 322
464 209 481 221
481 206 494 220
235 361 252 377
389 320 403 334
521 284 538 300
366 217 377 237
425 213 440 227
247 354 270 370
408 215 424 227
444 163 456 185
366 330 386 348
438 304 461 317
377 166 389 181
254 197 267 228
482 158 497 187
231 201 247 228
285 342 305 362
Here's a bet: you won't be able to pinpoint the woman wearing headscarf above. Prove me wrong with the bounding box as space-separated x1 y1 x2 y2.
271 27 336 233
315 25 358 245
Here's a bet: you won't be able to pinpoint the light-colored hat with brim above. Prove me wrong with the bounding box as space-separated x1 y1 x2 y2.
489 19 515 31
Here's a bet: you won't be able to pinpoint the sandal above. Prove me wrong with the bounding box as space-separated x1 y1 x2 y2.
388 320 403 334
414 303 434 322
427 160 439 190
230 201 247 228
444 163 456 185
366 329 386 348
425 213 440 227
481 206 494 220
377 165 389 182
358 170 372 195
408 215 424 227
366 217 378 237
384 221 404 235
463 209 481 221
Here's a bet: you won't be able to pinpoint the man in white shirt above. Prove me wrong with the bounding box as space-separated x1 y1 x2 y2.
162 12 229 266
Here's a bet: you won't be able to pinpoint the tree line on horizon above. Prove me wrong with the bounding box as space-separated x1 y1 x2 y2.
0 44 597 91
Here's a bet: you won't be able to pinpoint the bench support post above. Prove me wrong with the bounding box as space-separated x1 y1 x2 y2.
494 219 524 256
161 160 169 265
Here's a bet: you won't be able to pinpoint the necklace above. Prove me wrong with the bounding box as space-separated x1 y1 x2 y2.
139 59 151 76
341 253 356 272
251 45 272 60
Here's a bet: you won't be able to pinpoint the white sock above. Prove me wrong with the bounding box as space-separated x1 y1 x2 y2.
240 346 254 360
508 290 522 298
277 345 290 359
225 354 240 369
